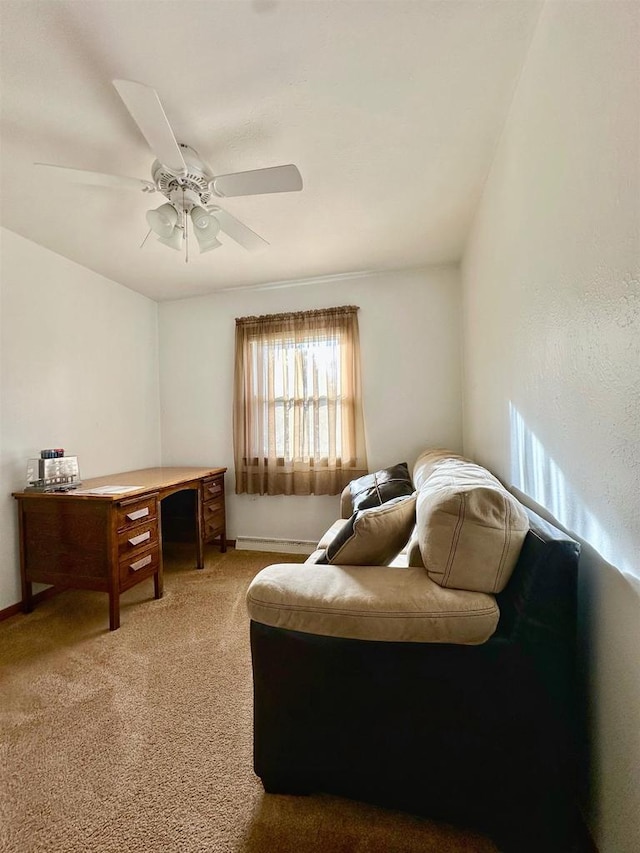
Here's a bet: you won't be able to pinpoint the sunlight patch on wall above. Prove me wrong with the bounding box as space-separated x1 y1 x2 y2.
509 402 633 577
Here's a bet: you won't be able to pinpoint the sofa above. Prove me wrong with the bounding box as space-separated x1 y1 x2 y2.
246 450 581 852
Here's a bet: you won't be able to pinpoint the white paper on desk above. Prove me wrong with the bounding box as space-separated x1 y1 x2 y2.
73 485 143 495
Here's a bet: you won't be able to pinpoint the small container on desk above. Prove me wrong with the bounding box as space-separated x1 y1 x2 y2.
25 456 81 492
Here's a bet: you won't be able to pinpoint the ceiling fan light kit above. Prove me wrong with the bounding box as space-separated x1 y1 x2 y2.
35 79 303 261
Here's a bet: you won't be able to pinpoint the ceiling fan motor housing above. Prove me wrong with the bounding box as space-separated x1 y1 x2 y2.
152 145 213 210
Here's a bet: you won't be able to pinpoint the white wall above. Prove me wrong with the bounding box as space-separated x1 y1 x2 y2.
461 3 640 852
0 228 161 610
159 267 462 544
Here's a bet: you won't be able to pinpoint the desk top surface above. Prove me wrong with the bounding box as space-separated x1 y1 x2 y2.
13 466 227 501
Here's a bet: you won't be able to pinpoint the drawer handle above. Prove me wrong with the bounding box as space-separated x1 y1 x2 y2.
130 554 152 572
128 531 151 547
207 484 222 496
126 507 150 522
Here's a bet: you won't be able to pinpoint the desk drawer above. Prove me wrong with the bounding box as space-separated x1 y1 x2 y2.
119 546 160 585
204 513 225 541
203 476 224 501
118 520 159 559
203 499 224 520
117 494 158 532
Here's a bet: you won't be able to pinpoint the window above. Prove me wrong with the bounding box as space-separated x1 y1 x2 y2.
233 306 368 495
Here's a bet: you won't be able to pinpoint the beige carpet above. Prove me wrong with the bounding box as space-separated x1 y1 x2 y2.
0 545 498 853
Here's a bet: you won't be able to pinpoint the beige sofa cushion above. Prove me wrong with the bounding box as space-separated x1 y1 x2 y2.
322 495 416 566
414 451 529 593
247 562 499 644
413 448 468 491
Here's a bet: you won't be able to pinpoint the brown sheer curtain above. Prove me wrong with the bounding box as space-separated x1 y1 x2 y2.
233 306 368 495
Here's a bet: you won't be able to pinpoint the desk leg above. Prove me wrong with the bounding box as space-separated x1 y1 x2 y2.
108 590 120 631
196 488 205 569
154 566 164 599
22 578 33 614
17 504 33 613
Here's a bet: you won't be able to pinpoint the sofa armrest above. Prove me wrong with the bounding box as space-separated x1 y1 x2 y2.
340 484 353 518
246 562 499 645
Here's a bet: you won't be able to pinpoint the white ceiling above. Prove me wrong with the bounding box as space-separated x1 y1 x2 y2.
0 0 541 301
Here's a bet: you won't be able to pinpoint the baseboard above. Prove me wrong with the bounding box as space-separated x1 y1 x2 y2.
235 536 316 555
0 586 58 623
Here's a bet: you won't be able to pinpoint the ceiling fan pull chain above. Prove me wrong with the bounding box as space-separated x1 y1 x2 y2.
139 228 153 249
183 197 189 264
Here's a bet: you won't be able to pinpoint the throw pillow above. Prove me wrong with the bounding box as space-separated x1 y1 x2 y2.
320 495 417 566
349 462 413 512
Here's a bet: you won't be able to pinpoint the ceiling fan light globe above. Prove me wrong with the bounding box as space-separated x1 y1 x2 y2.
157 226 184 251
146 203 178 238
190 206 220 236
193 228 222 253
190 206 210 229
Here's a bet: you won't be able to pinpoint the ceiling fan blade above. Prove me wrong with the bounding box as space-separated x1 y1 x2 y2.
211 164 303 198
209 207 269 252
34 163 155 192
112 79 187 174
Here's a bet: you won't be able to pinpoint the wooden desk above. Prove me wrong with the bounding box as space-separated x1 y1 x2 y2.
13 466 227 631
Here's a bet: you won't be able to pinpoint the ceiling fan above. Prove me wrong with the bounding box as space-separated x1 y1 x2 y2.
35 79 303 257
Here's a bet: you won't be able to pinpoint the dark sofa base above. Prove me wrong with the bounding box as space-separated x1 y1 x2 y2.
250 509 582 853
